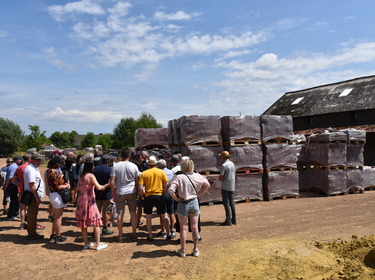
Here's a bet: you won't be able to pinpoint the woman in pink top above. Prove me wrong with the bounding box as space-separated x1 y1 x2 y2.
168 159 210 257
76 161 109 251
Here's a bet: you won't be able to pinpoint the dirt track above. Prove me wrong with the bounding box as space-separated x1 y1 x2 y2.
0 157 374 279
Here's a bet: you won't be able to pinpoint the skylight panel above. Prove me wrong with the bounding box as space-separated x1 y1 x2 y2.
291 97 304 105
339 88 353 97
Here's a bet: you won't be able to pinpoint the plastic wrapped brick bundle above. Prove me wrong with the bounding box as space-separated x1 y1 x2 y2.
234 174 263 201
229 145 263 170
362 166 375 188
296 144 307 168
298 168 309 192
263 170 299 200
346 168 364 191
168 118 181 146
346 143 364 167
199 175 221 204
260 115 294 142
306 142 346 167
308 130 347 142
306 169 347 195
134 128 169 149
179 115 222 145
342 129 366 143
181 146 222 172
220 115 261 144
263 144 297 169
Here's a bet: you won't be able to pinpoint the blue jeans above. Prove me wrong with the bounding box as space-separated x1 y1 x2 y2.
221 189 236 223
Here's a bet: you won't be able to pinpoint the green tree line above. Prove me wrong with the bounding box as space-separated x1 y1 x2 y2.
0 112 162 156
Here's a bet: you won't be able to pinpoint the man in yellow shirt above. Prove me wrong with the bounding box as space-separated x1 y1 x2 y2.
138 156 169 241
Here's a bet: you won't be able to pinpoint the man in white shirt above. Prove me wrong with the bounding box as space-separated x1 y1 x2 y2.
219 151 236 226
23 153 45 240
110 148 140 242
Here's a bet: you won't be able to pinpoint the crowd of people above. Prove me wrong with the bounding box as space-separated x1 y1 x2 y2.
0 148 237 257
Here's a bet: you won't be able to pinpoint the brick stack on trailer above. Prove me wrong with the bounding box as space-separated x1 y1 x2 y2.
261 115 299 201
344 129 366 193
221 115 264 202
363 166 375 190
177 115 223 204
305 130 348 195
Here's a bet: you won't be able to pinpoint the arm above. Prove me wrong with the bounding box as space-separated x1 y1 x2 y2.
109 176 116 202
89 174 107 191
29 181 41 205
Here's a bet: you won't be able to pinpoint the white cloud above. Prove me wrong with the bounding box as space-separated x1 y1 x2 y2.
48 0 106 21
43 107 124 123
42 47 75 69
154 10 194 21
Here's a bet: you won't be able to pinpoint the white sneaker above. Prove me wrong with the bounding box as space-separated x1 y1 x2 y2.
83 242 94 250
96 243 108 251
192 249 200 257
177 248 186 258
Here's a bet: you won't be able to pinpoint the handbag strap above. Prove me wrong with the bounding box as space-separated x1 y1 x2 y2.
183 173 197 195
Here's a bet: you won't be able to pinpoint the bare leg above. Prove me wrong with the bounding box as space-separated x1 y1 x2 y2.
130 211 137 235
178 214 188 251
94 226 101 247
146 214 153 238
81 227 89 244
189 214 200 250
53 208 64 236
117 211 124 237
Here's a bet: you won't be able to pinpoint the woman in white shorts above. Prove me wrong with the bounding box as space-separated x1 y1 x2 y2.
46 156 70 244
168 159 210 258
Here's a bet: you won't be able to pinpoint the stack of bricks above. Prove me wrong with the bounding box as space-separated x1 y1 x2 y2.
134 128 171 164
221 115 264 201
175 115 223 204
305 130 348 195
344 129 365 193
261 115 299 201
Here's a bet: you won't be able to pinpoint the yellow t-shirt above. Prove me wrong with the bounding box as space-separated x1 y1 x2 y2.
139 167 169 197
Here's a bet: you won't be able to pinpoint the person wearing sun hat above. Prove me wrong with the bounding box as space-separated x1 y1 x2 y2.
23 153 46 240
138 155 169 241
218 151 236 226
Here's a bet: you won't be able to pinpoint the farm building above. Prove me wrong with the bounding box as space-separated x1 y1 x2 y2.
263 75 375 165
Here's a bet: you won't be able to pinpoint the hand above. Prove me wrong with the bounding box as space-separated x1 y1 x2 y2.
36 196 41 206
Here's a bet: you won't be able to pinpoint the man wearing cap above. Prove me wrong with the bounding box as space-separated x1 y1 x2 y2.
23 153 45 240
219 151 236 226
138 155 170 241
4 156 23 220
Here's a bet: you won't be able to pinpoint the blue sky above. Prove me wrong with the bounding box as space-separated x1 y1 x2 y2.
1 0 375 136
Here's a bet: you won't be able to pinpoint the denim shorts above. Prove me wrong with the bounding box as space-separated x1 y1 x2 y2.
176 197 200 217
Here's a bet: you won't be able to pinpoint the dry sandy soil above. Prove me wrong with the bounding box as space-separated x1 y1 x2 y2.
0 158 374 280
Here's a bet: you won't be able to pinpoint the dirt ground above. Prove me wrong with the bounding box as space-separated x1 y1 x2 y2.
0 157 374 280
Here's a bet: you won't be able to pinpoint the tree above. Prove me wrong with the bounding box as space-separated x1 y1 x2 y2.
136 112 163 128
23 125 50 151
69 130 78 147
80 132 97 149
112 117 136 149
0 118 24 156
112 112 162 149
97 134 114 150
49 131 77 148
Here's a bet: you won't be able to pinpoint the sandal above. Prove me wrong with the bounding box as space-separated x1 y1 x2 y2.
192 249 200 257
177 248 186 258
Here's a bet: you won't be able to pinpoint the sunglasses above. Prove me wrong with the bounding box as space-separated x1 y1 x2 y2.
7 161 13 163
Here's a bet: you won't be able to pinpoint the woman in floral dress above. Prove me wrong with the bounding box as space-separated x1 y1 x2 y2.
76 160 109 250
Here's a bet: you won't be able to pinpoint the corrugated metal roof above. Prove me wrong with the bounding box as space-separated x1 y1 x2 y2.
263 75 375 117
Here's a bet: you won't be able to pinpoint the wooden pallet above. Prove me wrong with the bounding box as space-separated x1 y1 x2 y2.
237 168 263 175
364 185 375 191
309 165 346 171
184 141 222 147
348 140 366 144
234 198 263 204
347 188 365 194
264 138 292 144
198 170 220 175
346 165 364 170
269 194 299 201
227 139 262 146
266 167 297 172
